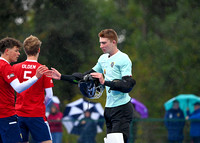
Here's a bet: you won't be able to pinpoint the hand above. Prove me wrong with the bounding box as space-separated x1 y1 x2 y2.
36 65 48 79
44 67 61 80
90 72 105 85
81 120 86 124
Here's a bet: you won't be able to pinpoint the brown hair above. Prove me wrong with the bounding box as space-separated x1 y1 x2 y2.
98 29 118 43
0 37 22 54
23 35 41 56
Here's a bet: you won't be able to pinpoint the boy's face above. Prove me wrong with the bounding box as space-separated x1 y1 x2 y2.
173 102 179 109
84 111 91 118
7 46 20 63
99 37 115 54
194 105 200 110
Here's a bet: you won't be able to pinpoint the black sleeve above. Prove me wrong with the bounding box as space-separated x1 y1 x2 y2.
60 69 96 84
83 69 96 75
60 75 79 84
104 76 136 93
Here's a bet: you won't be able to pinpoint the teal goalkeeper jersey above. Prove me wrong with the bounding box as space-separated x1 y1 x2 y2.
93 50 132 107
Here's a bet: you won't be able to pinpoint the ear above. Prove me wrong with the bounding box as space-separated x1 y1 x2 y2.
38 48 40 53
112 40 117 45
4 48 9 55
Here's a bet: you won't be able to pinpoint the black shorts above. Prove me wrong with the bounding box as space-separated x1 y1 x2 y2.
104 101 134 142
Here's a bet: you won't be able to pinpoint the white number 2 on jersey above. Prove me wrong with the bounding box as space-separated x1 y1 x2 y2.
24 71 32 79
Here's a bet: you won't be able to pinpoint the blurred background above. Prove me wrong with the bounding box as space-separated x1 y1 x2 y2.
1 0 200 142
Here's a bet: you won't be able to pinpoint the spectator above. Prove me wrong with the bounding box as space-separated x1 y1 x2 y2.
164 100 185 143
77 110 97 143
186 102 200 143
48 103 63 143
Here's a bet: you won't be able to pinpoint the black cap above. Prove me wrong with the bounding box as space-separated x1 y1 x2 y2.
173 100 179 103
194 102 200 106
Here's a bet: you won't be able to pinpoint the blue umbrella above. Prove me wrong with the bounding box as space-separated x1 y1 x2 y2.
164 94 200 116
62 98 104 135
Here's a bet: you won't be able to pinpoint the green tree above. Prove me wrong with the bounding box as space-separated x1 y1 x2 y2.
30 0 100 102
122 0 200 118
0 0 28 40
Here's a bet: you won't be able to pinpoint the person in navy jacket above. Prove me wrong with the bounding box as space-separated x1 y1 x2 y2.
186 102 200 143
164 100 185 143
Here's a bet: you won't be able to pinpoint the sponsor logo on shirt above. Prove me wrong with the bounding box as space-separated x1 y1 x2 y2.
7 73 15 79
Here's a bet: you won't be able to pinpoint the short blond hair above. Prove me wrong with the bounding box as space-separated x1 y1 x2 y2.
23 35 41 56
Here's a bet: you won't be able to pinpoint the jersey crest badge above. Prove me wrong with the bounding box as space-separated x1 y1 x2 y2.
111 62 115 68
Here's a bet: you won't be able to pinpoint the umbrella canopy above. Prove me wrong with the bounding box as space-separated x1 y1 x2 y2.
62 98 104 135
51 96 60 104
46 96 61 117
131 98 148 118
164 94 200 116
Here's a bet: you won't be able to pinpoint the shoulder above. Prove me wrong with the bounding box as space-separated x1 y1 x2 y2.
118 50 130 58
12 61 24 68
0 60 10 68
97 53 109 62
99 53 109 59
192 109 200 115
178 108 184 113
59 112 63 118
167 109 173 113
118 51 131 62
1 62 12 71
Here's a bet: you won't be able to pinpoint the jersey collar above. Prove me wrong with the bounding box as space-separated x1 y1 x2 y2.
26 59 38 62
108 50 120 59
0 57 10 64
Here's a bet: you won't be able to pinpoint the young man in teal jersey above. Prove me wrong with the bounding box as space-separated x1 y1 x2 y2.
48 29 136 143
91 29 135 143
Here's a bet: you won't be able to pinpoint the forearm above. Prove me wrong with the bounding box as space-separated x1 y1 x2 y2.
10 76 38 93
45 88 53 106
61 75 79 84
60 69 96 84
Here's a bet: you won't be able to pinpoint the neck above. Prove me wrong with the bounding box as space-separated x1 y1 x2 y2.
27 55 38 61
109 48 119 57
1 55 10 63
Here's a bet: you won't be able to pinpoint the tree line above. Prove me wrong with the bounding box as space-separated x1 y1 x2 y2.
1 0 200 118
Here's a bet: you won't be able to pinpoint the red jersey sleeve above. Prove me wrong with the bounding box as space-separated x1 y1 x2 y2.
3 64 17 84
43 75 54 88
